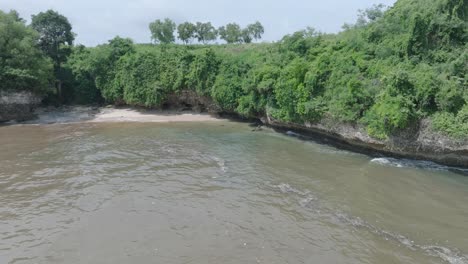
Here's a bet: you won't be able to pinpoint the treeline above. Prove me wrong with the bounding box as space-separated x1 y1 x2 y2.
149 19 264 44
0 10 73 99
0 0 467 140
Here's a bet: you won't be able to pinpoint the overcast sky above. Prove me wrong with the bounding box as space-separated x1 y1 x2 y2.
1 0 397 46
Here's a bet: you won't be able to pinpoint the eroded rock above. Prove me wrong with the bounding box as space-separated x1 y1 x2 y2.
0 91 41 122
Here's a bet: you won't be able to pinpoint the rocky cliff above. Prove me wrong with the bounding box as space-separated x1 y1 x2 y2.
161 90 468 168
164 90 221 113
0 91 41 122
262 114 468 168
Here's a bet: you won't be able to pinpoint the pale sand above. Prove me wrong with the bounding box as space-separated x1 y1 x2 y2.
90 108 223 123
28 106 224 124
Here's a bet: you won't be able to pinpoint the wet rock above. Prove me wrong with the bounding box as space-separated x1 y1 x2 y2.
262 114 468 168
0 91 41 122
251 125 263 132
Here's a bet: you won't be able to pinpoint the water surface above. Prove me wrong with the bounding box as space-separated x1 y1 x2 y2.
1 121 467 264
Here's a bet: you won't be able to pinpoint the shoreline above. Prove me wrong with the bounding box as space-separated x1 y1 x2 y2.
262 116 468 169
90 108 224 123
17 106 225 125
2 105 467 169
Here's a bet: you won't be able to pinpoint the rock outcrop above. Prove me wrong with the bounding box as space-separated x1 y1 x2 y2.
262 114 468 168
0 91 41 122
164 90 221 113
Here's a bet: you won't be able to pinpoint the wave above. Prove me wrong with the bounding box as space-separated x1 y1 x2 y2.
333 211 468 264
274 183 468 264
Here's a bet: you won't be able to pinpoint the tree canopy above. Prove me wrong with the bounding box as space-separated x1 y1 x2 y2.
0 10 52 93
31 9 74 71
218 23 242 43
149 20 264 44
244 21 264 42
194 22 218 44
149 18 176 44
177 22 196 44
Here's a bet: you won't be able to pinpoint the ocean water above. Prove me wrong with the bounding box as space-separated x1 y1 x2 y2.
1 121 467 264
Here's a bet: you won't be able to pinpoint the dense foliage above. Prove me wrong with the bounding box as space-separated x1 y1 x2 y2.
1 0 467 139
0 10 52 93
31 10 74 102
149 18 176 44
31 10 74 72
63 0 465 139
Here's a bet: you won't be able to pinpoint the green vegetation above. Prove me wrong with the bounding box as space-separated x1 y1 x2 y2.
194 22 218 44
0 10 52 94
31 10 74 101
149 18 176 44
0 0 466 139
150 19 264 44
177 22 197 44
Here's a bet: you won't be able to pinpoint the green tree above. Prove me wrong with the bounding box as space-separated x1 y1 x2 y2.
65 45 102 104
8 10 25 23
177 22 196 44
241 22 264 43
247 21 264 42
149 18 176 44
31 10 74 99
0 10 53 94
195 22 217 44
241 28 253 43
218 23 242 43
356 4 387 27
108 36 135 61
95 36 136 103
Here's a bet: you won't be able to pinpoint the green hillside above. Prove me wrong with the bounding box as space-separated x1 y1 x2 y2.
1 0 467 138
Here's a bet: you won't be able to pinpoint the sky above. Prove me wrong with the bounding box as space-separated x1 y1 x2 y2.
1 0 398 46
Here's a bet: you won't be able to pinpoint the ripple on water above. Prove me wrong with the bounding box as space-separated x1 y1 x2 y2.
1 122 467 264
273 182 468 264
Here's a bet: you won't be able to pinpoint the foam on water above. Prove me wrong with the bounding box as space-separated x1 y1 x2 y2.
284 130 467 175
211 156 228 173
274 182 468 264
286 131 302 137
25 107 95 125
276 183 311 196
371 157 468 174
334 211 468 264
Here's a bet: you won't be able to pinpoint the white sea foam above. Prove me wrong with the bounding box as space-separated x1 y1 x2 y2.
286 131 301 137
211 156 227 173
371 157 468 173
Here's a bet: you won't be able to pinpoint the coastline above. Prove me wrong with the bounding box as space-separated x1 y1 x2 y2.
2 105 467 169
90 108 223 123
262 115 468 169
20 106 224 124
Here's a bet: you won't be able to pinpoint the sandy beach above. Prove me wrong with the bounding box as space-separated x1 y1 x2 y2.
91 108 222 123
27 106 224 124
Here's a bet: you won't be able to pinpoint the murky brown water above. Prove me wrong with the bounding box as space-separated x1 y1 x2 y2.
1 121 467 264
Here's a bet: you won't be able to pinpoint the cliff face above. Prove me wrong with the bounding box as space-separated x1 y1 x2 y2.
0 91 41 122
262 114 468 168
164 90 221 113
